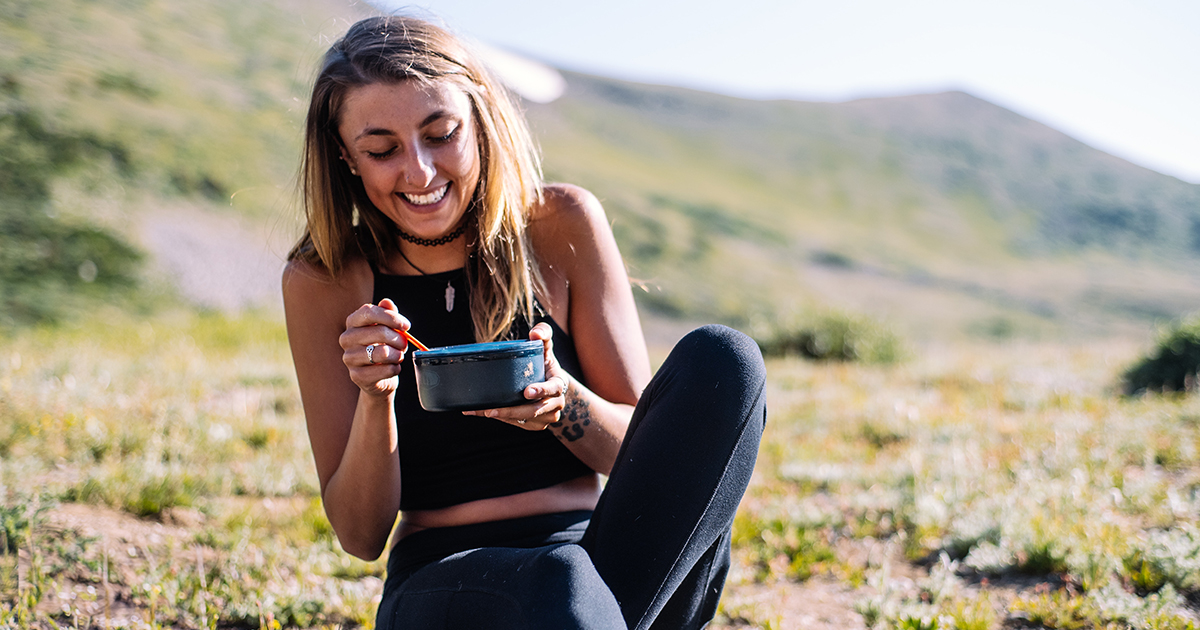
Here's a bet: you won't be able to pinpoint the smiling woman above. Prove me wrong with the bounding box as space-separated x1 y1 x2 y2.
336 81 481 249
281 14 766 630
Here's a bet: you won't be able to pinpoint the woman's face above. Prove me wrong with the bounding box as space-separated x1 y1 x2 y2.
337 80 482 241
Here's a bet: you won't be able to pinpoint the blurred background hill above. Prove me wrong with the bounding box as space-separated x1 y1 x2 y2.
3 0 1198 345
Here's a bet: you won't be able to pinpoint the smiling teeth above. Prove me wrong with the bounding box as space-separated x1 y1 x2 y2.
403 184 449 206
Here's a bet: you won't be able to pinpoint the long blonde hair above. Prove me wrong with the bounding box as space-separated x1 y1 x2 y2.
289 15 545 342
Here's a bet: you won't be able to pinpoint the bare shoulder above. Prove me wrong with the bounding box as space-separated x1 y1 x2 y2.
528 183 613 258
531 183 607 229
282 257 332 297
531 185 649 403
282 256 374 325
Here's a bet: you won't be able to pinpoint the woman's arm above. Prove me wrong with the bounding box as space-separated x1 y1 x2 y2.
282 258 410 559
467 184 652 474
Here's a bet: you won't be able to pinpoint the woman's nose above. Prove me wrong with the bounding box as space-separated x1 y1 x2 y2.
402 145 435 187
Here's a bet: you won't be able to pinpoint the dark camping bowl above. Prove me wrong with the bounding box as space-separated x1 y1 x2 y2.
412 340 545 412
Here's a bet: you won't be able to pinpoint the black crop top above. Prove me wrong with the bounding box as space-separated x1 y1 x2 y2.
372 266 593 510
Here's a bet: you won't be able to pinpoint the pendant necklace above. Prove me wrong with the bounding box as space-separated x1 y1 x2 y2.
395 247 457 313
395 219 468 314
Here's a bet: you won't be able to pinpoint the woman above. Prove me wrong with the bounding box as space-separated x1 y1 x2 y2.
282 15 766 630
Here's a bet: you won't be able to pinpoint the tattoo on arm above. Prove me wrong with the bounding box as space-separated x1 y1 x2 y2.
553 385 591 443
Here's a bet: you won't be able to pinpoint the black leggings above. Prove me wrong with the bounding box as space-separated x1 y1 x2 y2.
375 325 767 630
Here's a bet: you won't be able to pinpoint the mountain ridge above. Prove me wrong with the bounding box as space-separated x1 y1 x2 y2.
3 0 1197 341
525 70 1200 339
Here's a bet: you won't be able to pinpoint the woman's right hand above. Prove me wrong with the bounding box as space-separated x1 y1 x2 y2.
339 297 410 396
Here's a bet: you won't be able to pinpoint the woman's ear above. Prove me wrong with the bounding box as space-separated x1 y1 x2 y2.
339 147 359 176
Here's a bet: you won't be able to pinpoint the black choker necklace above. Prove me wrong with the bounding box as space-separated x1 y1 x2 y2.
397 220 468 247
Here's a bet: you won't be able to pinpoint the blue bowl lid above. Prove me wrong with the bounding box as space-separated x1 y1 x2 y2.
413 340 543 364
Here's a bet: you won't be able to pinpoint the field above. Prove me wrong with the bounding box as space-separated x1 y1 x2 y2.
4 0 1200 626
2 311 1198 628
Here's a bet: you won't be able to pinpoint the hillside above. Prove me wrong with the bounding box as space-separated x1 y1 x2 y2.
3 0 1198 342
0 0 354 211
0 0 371 325
526 72 1200 340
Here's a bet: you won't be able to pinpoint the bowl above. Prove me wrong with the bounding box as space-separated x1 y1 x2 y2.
412 340 545 412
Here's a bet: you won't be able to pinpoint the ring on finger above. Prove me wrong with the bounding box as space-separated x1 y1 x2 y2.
366 345 375 364
517 419 526 425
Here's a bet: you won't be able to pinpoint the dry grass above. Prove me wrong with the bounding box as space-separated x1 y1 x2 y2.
715 339 1200 629
1 310 382 627
2 313 1198 628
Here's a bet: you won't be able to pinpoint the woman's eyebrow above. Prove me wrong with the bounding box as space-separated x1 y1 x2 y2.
420 110 452 127
355 127 389 140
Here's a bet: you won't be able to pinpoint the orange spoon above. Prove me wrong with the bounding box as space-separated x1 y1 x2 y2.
395 328 430 352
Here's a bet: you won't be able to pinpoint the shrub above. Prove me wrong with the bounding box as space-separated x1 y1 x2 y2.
1008 587 1095 629
1123 526 1200 597
0 202 144 329
754 310 905 364
0 88 145 330
1 494 54 556
1123 313 1200 395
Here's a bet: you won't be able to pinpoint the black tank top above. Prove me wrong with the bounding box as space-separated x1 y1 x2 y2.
372 266 593 510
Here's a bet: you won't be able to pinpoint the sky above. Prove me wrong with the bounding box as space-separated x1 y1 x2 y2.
370 0 1200 184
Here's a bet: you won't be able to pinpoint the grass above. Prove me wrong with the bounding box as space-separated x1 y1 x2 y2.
3 2 1198 626
0 309 383 627
714 338 1200 629
2 311 1199 628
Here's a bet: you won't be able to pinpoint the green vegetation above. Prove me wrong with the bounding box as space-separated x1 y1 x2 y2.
0 0 344 331
5 0 1200 339
0 0 317 208
752 310 905 364
712 340 1200 628
2 1 1199 627
2 302 1199 628
1124 312 1200 395
0 201 144 330
0 311 381 627
527 73 1200 338
0 76 144 330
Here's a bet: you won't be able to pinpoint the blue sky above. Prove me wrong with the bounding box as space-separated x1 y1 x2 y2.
368 0 1200 184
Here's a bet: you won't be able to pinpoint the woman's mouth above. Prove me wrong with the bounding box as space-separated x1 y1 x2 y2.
402 183 450 206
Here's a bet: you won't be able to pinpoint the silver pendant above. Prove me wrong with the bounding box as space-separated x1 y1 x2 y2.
445 282 455 312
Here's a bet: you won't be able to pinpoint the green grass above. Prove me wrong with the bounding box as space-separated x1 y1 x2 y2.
1 310 314 506
0 0 326 210
0 310 384 627
714 339 1200 629
2 311 1198 628
2 1 1200 625
0 0 362 332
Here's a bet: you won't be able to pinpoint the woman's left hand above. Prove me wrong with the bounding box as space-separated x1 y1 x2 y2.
463 322 570 431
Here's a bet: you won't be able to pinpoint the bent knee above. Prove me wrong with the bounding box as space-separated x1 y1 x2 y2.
677 325 765 384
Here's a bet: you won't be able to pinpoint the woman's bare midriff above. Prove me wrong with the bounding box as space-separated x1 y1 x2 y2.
392 474 603 542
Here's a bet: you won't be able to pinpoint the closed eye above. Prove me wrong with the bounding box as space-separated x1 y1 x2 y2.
429 125 459 145
366 147 397 159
